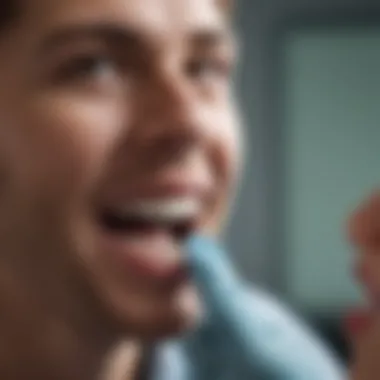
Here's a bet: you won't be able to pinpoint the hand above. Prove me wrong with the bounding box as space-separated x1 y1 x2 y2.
347 191 380 379
347 311 380 380
348 191 380 297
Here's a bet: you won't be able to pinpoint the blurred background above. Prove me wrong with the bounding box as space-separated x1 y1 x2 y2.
225 0 380 363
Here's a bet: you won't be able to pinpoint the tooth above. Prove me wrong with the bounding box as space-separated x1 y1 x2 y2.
119 198 200 222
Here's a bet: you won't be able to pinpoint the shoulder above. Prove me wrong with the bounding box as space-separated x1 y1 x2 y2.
240 286 307 325
241 286 346 378
154 286 346 380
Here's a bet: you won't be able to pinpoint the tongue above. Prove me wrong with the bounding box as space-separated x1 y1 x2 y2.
100 213 185 276
110 228 184 278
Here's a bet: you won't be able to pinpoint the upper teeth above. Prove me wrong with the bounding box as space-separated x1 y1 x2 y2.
116 197 201 223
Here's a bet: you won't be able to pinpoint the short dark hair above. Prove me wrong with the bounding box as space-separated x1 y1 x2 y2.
0 0 17 32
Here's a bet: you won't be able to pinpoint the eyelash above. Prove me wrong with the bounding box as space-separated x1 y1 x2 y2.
187 57 230 81
55 52 231 86
56 53 119 82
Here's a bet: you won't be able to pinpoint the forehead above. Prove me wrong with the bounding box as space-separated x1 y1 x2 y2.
21 0 227 39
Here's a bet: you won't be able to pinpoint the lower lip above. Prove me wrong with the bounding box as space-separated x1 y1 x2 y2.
98 227 188 283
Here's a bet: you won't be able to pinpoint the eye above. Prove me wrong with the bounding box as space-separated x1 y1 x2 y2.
56 53 120 83
186 58 230 82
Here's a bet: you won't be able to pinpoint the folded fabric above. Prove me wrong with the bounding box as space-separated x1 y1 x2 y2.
171 235 346 380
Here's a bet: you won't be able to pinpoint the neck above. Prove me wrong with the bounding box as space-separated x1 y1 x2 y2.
0 314 143 380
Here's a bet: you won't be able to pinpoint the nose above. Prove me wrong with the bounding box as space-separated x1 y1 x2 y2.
132 69 211 157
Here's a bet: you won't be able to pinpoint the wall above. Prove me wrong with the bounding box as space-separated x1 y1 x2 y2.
226 0 380 304
284 29 380 311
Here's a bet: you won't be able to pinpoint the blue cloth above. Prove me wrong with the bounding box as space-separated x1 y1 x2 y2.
151 235 345 380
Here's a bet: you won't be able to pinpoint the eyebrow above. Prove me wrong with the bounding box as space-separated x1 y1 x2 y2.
190 29 234 50
38 22 234 53
39 23 142 53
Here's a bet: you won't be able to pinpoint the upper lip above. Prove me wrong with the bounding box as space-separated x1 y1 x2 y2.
98 179 214 233
100 179 214 206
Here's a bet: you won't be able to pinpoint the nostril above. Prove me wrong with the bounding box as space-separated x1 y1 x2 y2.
140 127 202 163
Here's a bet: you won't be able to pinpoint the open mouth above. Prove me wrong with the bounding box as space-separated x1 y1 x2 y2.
100 197 200 242
96 197 202 280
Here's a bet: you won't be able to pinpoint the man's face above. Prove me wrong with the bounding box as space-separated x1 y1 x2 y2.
0 0 240 338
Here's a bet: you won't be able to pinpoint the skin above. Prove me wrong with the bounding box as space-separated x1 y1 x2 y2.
348 191 380 379
0 0 240 379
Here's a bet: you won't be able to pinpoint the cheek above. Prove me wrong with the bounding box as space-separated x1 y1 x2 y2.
205 106 242 233
0 96 125 202
214 104 242 193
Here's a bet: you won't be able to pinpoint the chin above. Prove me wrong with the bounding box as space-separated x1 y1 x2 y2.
132 312 201 340
104 282 204 341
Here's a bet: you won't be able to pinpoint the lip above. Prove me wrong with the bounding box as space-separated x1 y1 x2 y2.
97 226 191 286
100 179 214 206
94 179 213 284
98 179 214 233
